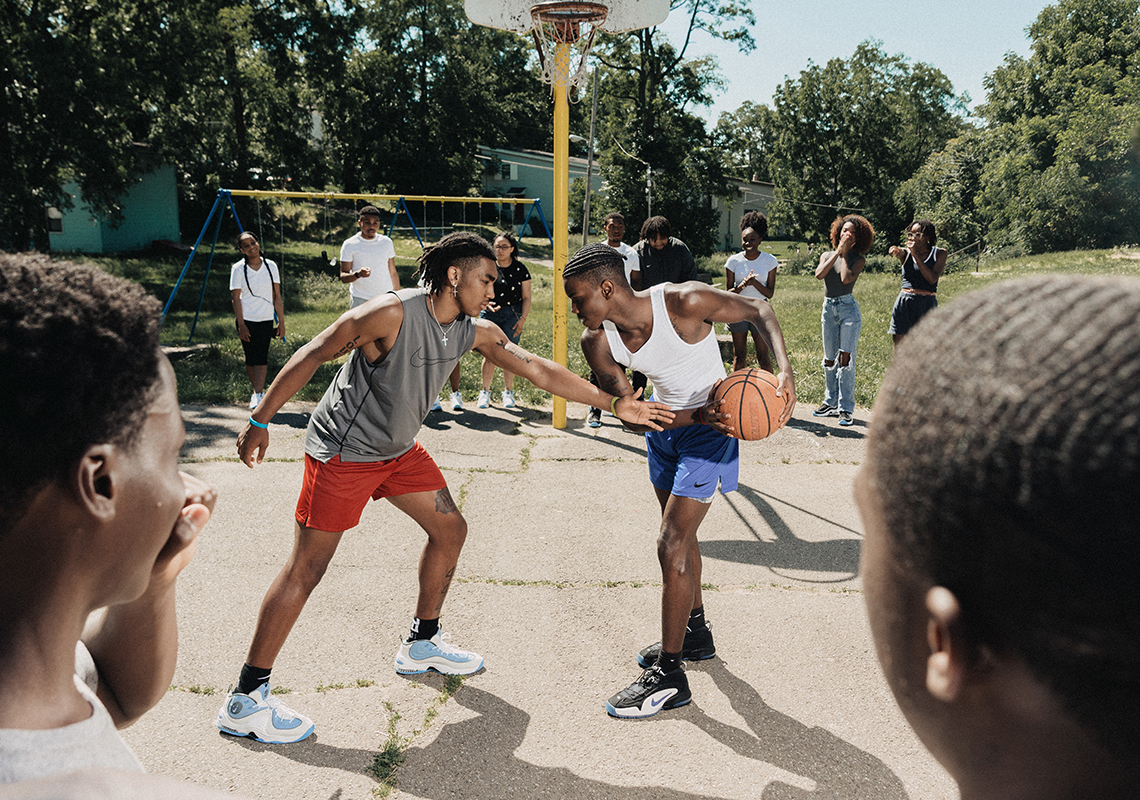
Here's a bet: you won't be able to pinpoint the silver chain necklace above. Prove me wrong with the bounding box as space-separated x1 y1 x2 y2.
427 293 458 346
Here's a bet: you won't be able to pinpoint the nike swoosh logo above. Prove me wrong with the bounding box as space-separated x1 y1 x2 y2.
650 690 675 708
410 347 453 368
693 480 711 488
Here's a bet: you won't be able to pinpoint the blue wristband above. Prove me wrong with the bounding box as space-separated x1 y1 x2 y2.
248 417 268 429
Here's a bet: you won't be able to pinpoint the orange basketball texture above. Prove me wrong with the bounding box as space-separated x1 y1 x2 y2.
713 368 785 441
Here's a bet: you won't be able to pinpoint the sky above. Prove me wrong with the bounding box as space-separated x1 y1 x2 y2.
655 0 1054 124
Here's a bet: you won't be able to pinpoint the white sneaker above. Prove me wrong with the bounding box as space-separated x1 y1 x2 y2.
477 390 491 409
450 391 464 411
430 396 442 411
394 632 484 675
501 389 516 408
216 682 314 744
248 392 262 410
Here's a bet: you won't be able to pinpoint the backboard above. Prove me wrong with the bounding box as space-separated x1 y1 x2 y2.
464 0 669 35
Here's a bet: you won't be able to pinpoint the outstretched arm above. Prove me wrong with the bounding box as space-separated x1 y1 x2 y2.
474 320 674 429
83 473 216 728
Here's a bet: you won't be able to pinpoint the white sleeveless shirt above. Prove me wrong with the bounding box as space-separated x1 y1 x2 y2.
603 285 726 409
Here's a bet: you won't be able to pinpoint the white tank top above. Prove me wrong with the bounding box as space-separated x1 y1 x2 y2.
603 284 726 409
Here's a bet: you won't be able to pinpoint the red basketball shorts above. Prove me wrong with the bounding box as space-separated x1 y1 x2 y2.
295 443 447 532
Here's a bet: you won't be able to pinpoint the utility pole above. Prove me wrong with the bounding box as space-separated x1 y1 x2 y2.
581 69 599 247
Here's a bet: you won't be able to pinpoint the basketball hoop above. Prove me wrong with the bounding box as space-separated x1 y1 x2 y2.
530 1 607 96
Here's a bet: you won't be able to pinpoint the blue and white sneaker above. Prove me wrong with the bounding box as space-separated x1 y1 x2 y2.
430 396 442 412
394 632 484 675
606 664 691 719
216 682 314 744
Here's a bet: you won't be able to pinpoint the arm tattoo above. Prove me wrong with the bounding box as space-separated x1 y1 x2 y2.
332 335 361 359
497 341 533 365
598 372 624 396
434 487 458 514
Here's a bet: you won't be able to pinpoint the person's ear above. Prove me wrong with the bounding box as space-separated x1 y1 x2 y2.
600 278 614 299
925 586 966 702
76 445 117 522
448 265 459 288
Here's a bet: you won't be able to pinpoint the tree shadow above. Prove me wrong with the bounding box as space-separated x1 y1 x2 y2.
784 417 867 439
398 679 908 799
698 484 861 582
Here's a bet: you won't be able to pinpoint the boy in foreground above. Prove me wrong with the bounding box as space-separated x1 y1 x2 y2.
563 243 795 718
857 275 1140 799
0 255 216 782
218 233 673 743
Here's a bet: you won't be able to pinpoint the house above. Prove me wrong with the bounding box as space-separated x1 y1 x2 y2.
48 165 181 254
478 145 602 233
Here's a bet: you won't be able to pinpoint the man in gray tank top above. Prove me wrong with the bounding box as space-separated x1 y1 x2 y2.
218 232 675 743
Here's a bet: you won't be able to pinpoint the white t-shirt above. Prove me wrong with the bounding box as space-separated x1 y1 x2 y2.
725 251 777 300
607 240 639 283
340 233 397 302
228 259 280 322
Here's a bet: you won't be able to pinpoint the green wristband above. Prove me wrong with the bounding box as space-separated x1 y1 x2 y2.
610 395 620 416
248 417 268 429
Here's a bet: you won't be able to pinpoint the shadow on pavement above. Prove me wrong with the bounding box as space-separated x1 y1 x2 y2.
784 417 867 438
685 659 910 799
399 676 908 799
698 485 861 583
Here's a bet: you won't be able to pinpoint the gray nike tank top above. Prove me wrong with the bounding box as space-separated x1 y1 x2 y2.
305 288 477 462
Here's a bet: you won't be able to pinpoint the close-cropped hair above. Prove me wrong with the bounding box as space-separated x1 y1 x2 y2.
639 216 671 241
358 205 381 218
564 242 627 286
740 211 768 240
868 275 1140 760
414 231 495 293
829 215 875 254
604 212 625 226
0 254 163 536
909 218 937 246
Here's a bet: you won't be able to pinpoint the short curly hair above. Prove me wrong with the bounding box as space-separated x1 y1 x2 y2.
868 275 1140 760
740 211 768 240
0 254 163 536
829 215 874 254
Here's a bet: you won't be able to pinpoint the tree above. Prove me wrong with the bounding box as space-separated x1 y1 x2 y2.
894 130 989 251
973 0 1140 252
758 41 964 244
587 0 754 255
712 101 775 183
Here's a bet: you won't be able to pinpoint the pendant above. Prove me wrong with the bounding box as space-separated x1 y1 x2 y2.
441 334 448 346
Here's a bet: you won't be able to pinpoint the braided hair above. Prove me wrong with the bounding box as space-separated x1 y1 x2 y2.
414 231 495 293
563 242 626 286
868 274 1140 759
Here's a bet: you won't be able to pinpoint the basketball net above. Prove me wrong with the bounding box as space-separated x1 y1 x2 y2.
530 1 607 96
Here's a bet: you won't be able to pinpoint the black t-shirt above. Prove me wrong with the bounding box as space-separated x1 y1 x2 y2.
493 258 531 307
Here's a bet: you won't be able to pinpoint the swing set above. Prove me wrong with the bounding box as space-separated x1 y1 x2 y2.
162 188 554 343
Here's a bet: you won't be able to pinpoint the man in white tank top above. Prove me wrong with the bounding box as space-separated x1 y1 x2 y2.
563 243 796 719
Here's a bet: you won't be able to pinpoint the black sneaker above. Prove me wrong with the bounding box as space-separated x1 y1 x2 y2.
606 664 691 719
838 411 854 426
587 408 602 428
636 624 715 668
812 403 839 417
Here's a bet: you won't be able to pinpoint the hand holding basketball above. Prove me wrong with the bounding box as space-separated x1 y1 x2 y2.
712 368 788 441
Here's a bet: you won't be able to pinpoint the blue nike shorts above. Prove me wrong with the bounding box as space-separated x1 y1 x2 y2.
646 424 739 500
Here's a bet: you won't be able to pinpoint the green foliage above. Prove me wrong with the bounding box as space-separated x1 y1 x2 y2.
758 41 965 244
894 130 989 252
589 0 756 256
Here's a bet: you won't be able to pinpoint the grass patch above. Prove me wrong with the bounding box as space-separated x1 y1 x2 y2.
270 686 292 695
74 241 1140 411
370 702 406 795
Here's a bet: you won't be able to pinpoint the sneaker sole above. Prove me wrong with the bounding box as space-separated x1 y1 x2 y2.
394 656 485 676
605 690 691 719
215 718 315 745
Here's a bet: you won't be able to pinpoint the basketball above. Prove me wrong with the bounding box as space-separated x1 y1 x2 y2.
713 368 785 441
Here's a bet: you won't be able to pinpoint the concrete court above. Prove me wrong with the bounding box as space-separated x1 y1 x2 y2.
120 399 955 799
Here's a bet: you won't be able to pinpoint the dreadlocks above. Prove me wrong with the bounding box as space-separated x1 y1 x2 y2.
413 232 495 293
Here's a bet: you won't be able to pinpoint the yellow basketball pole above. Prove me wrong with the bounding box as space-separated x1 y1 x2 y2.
551 40 571 429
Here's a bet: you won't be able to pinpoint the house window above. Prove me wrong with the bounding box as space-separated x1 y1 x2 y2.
500 163 517 181
46 207 63 233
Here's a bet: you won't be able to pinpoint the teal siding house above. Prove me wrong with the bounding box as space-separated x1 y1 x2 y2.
48 165 181 253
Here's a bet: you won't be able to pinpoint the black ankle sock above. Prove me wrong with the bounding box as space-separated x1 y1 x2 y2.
410 617 440 642
657 650 683 673
237 663 272 696
687 606 707 633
